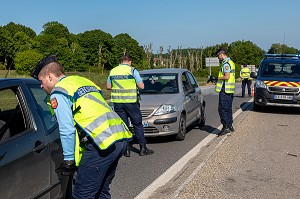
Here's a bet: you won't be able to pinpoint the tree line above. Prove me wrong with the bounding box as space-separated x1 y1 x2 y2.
1 21 299 77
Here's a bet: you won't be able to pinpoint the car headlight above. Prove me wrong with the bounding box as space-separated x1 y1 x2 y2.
255 80 266 89
154 104 176 116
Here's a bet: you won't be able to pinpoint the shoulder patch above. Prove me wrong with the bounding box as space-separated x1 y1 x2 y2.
225 66 229 70
50 98 58 109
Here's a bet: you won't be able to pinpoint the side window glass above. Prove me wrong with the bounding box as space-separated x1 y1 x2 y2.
29 86 57 131
181 74 189 92
0 88 26 141
187 72 198 88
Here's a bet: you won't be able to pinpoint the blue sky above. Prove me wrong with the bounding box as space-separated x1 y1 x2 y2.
1 0 299 52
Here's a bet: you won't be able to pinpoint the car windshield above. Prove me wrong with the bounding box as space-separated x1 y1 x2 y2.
260 63 300 78
140 73 179 94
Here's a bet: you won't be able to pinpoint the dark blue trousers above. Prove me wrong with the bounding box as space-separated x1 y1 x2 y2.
113 103 146 146
72 140 126 199
218 91 234 128
242 79 252 97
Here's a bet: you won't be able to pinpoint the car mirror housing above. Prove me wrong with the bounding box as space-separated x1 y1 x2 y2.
250 72 257 79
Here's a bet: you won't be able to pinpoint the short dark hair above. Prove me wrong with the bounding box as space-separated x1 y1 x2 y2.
120 52 132 63
216 48 227 56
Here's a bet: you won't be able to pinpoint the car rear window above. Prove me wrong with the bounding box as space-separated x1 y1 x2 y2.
140 73 179 94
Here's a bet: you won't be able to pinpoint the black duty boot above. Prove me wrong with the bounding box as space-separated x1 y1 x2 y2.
124 143 131 157
139 145 154 156
229 126 235 132
218 126 231 136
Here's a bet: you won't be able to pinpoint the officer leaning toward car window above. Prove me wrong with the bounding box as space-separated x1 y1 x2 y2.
106 53 154 157
31 54 132 199
240 64 252 97
214 48 236 136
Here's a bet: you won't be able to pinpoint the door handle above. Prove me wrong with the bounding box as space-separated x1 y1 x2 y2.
33 142 46 153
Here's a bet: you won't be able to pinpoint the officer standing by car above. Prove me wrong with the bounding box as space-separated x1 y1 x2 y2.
31 55 132 199
106 53 154 157
240 64 252 97
214 48 236 135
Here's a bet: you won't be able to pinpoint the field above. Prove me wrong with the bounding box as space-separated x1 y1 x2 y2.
0 70 209 100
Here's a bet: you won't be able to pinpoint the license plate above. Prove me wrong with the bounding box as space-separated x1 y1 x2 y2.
274 95 293 100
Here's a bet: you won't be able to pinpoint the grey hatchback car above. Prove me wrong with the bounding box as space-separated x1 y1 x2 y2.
134 68 206 140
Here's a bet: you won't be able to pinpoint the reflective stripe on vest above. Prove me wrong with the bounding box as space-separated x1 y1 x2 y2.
51 76 132 166
109 65 138 103
215 59 236 94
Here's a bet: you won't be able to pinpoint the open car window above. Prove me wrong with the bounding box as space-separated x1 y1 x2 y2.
0 87 27 142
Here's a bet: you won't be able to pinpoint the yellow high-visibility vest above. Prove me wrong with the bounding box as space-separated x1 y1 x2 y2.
215 59 236 94
109 64 138 103
51 76 132 166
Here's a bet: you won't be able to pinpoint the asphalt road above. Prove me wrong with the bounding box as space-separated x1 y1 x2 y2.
110 83 250 199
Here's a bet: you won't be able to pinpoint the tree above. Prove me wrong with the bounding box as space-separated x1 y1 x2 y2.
0 23 36 69
41 21 70 40
144 43 153 69
228 40 264 68
268 43 299 54
14 50 43 75
78 29 114 70
113 33 146 70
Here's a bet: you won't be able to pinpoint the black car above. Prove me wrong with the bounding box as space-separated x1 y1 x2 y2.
251 54 300 111
0 78 71 198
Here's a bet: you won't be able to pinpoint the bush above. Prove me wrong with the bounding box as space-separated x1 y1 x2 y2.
14 50 44 75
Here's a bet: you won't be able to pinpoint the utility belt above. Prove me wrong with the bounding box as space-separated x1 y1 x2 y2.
76 125 93 144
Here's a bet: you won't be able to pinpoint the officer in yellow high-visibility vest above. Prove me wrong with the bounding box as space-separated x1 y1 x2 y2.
31 54 132 199
215 48 236 136
240 64 252 97
106 53 154 157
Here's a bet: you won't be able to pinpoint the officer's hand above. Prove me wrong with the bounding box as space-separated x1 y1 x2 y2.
208 75 218 84
61 160 76 176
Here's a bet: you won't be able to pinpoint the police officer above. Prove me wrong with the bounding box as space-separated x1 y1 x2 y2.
215 48 236 135
106 53 154 157
31 55 132 199
240 64 252 97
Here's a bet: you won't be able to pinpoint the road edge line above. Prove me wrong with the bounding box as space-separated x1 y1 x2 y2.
134 98 253 199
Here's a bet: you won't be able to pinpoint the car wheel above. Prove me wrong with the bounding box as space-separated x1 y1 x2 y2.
198 105 206 128
175 114 186 141
253 102 262 112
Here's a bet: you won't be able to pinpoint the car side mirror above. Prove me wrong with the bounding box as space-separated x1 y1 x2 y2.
185 88 195 96
250 72 257 79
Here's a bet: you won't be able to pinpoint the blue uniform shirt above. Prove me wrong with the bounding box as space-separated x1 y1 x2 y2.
51 77 75 161
107 64 143 84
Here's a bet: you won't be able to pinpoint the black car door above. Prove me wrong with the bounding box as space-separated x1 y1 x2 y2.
0 81 50 199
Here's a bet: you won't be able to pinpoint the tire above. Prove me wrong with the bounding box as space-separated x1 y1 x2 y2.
253 102 262 112
198 105 206 128
175 114 186 141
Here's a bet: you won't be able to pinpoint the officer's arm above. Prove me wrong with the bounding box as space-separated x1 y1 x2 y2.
240 71 243 79
219 72 230 80
106 75 112 90
133 69 144 89
137 82 144 89
106 83 112 90
51 93 75 161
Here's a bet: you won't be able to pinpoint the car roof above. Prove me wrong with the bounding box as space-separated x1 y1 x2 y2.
140 68 189 74
0 78 40 85
262 54 300 62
